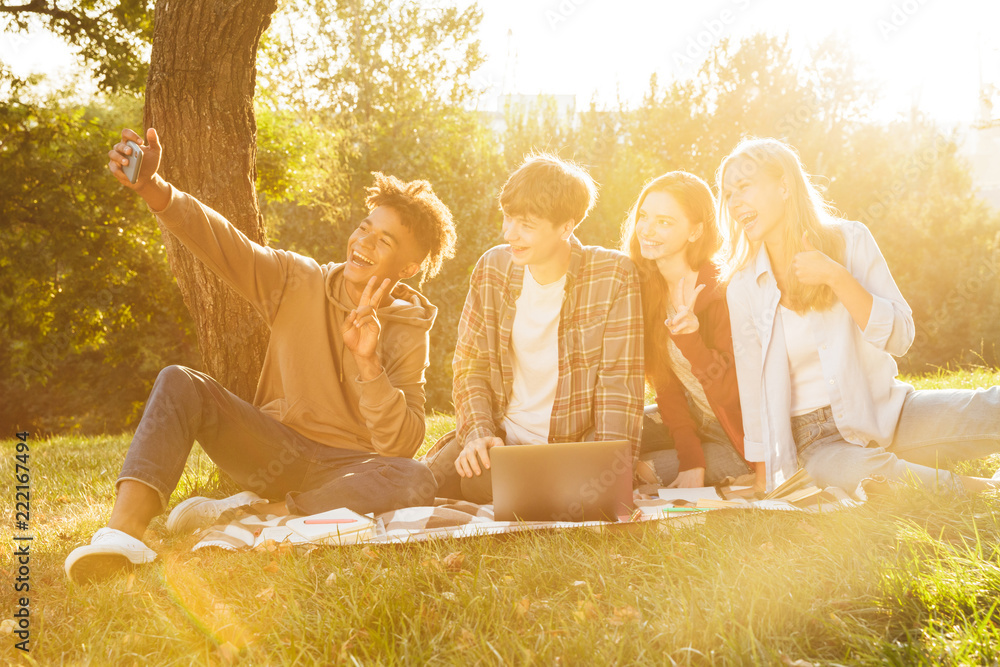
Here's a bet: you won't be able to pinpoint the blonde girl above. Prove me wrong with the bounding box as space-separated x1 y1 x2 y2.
719 137 1000 493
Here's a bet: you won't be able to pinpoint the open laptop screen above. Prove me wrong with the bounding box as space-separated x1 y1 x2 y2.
491 440 634 522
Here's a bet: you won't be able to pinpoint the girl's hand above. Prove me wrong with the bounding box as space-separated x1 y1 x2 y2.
665 276 706 335
791 232 843 287
667 467 706 488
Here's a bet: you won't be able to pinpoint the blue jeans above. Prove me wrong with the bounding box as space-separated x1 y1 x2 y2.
639 404 751 485
117 366 436 515
795 387 1000 492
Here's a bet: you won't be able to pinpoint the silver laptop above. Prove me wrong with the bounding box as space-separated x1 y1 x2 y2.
491 440 634 522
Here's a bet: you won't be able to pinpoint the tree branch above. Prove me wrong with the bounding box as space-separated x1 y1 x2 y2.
0 0 83 27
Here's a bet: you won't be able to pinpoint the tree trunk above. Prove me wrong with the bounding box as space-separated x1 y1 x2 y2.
144 0 277 401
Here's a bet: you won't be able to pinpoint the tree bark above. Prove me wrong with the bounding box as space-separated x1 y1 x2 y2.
144 0 277 401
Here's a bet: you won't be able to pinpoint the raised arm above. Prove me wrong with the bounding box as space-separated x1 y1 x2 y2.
791 222 913 356
340 278 427 457
108 128 291 324
653 373 705 471
670 280 740 405
108 128 170 211
845 222 914 356
659 293 740 483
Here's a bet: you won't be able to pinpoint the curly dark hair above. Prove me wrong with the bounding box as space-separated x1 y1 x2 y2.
365 172 457 284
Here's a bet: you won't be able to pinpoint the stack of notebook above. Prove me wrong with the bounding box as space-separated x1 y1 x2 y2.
651 469 826 511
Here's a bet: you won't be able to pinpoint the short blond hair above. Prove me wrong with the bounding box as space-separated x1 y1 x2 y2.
498 153 598 226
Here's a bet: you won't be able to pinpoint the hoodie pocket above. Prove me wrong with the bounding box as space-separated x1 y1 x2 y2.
282 397 365 446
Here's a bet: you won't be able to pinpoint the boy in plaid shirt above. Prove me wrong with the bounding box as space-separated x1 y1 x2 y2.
428 154 644 503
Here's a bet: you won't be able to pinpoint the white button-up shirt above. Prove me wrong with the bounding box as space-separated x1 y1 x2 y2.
727 220 915 490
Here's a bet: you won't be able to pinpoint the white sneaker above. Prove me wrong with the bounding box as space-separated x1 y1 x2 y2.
65 527 157 583
166 490 265 535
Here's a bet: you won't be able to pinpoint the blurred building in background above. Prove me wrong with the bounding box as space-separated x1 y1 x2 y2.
483 93 578 136
965 83 1000 209
961 38 1000 209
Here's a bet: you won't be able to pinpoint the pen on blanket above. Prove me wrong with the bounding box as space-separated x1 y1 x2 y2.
661 507 710 513
303 519 358 524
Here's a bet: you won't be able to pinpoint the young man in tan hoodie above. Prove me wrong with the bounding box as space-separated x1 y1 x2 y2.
66 128 456 582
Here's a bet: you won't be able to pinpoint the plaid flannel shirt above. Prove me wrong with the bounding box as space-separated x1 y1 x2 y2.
452 236 644 461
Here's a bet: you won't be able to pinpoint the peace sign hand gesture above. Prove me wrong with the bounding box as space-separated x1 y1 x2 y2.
665 276 706 336
343 276 391 362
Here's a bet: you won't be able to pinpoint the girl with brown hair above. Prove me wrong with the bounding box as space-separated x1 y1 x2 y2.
623 171 760 489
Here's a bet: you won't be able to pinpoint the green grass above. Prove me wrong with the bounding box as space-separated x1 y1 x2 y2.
2 369 1000 665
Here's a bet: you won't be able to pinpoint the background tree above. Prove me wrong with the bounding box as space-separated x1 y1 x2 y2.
0 91 198 434
142 0 277 401
0 0 152 91
257 0 504 410
2 0 280 402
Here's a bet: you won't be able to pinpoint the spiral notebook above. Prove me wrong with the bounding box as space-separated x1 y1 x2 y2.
284 507 377 545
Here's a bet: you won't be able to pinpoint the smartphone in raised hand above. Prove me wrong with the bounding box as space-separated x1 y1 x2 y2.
122 140 143 184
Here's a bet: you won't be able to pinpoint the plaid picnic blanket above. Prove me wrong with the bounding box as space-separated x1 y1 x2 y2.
191 487 864 552
192 499 639 551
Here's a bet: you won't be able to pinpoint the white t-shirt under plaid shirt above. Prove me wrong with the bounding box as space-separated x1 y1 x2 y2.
452 235 645 461
502 268 566 445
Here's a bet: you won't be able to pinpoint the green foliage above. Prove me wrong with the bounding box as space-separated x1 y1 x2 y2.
0 90 198 434
259 0 484 115
497 34 1000 375
0 0 153 92
255 0 505 411
253 104 329 207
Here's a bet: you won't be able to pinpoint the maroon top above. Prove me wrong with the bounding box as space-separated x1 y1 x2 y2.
651 263 746 471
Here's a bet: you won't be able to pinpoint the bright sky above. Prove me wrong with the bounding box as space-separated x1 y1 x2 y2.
467 0 1000 124
4 0 1000 125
